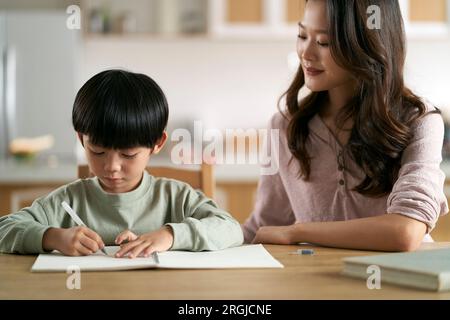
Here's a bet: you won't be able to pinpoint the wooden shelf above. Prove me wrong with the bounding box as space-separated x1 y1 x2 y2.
226 0 263 23
409 0 447 22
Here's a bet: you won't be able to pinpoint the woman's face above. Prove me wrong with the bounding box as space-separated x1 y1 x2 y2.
297 0 354 93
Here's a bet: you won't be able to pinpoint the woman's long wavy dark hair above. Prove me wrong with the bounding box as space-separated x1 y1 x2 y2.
280 0 439 197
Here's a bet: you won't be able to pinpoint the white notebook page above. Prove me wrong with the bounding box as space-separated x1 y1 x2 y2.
31 244 283 272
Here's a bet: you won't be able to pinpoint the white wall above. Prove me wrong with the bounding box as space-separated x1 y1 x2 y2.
81 37 297 131
405 39 450 118
81 36 450 130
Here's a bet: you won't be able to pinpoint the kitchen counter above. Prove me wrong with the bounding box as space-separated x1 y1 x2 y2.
0 159 77 184
0 158 261 184
2 158 450 185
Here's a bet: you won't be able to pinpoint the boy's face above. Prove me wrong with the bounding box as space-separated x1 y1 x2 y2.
79 133 166 193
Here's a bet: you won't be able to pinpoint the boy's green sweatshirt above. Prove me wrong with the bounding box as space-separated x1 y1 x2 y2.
0 171 244 253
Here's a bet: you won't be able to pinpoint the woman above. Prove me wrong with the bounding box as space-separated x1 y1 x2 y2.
242 0 448 251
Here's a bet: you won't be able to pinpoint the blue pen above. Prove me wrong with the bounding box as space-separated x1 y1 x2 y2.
290 249 315 255
298 249 314 255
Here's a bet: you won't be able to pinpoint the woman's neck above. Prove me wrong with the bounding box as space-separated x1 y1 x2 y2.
318 81 358 146
320 81 357 121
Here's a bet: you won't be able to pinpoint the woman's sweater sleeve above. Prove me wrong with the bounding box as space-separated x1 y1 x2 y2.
387 110 449 232
242 172 295 243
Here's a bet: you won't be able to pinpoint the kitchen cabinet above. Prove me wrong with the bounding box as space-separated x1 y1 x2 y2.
80 0 304 38
409 0 447 22
434 181 450 241
226 0 263 23
80 0 208 36
212 0 449 38
2 0 448 39
210 0 302 37
0 160 76 215
0 184 64 215
433 207 450 241
400 0 449 37
286 0 305 23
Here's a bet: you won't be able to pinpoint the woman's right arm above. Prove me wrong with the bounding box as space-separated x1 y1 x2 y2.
242 113 296 243
242 170 296 243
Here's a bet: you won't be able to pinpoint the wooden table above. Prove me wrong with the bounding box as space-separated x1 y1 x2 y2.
1 243 450 299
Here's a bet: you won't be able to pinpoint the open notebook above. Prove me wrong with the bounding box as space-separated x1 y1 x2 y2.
31 244 283 272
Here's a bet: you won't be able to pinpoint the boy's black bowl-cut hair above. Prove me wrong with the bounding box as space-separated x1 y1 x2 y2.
72 69 169 149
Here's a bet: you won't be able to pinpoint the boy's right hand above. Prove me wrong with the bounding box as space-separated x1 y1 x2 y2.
43 226 105 256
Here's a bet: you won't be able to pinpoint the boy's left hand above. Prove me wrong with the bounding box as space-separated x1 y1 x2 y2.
114 226 174 259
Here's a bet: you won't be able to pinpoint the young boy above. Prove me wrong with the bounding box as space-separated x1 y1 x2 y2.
0 69 243 258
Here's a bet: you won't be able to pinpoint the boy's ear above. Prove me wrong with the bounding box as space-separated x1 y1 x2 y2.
77 132 85 147
152 131 168 155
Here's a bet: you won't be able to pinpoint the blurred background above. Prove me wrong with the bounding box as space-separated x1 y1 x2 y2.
1 0 450 239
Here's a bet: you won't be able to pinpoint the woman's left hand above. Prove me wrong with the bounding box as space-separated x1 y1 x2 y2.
252 226 293 245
